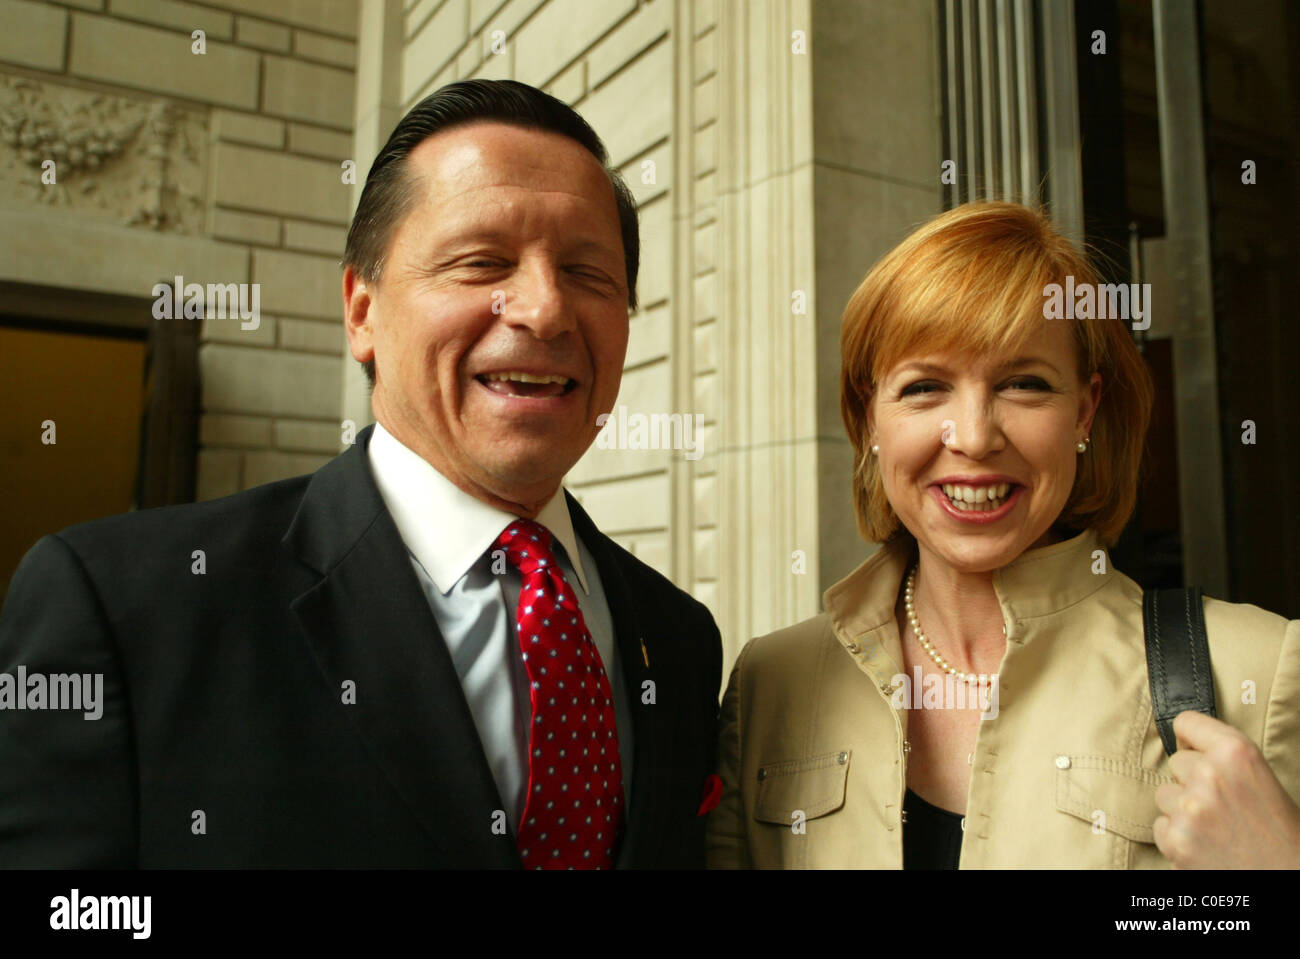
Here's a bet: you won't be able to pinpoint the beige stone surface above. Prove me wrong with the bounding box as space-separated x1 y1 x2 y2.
109 0 234 41
274 417 346 453
564 34 668 167
513 0 635 88
0 208 248 299
263 54 356 128
200 413 274 448
469 0 509 34
196 448 242 501
545 59 584 104
401 0 466 102
252 248 342 318
694 474 717 526
571 472 669 534
242 450 334 486
618 140 669 206
635 195 671 308
211 208 281 247
69 13 259 109
234 15 291 51
624 303 669 368
480 0 544 44
693 28 715 82
201 0 359 37
200 343 342 418
692 320 716 373
213 109 286 148
201 309 277 347
279 316 345 353
295 28 357 67
404 0 439 37
283 219 347 256
287 123 353 159
0 0 67 72
694 0 717 37
212 143 352 223
586 0 668 89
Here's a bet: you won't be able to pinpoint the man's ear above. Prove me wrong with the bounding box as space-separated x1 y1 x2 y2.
343 265 376 367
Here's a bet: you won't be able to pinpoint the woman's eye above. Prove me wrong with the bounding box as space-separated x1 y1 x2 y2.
901 381 941 396
1005 377 1049 391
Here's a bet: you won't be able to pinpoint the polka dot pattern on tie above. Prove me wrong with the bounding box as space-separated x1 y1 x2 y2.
495 519 624 869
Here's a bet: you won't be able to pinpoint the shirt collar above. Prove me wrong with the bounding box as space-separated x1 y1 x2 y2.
366 420 590 596
824 527 1108 657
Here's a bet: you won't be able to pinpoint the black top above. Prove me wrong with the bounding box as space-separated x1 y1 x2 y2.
903 789 963 869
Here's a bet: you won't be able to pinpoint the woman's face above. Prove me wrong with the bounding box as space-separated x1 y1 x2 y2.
867 317 1102 573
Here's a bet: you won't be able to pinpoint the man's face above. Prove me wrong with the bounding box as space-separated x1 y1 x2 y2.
344 121 630 513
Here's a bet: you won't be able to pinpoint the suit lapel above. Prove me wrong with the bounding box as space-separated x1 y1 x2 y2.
566 492 671 868
283 424 518 867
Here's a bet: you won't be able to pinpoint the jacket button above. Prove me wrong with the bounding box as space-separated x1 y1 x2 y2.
757 768 767 782
1055 755 1071 769
837 751 848 764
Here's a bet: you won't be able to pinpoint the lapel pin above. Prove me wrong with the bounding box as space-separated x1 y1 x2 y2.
640 637 650 668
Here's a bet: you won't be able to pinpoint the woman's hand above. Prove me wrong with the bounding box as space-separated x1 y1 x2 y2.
1153 710 1300 868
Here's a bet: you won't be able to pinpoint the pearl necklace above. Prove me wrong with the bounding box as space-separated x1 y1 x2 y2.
904 565 998 683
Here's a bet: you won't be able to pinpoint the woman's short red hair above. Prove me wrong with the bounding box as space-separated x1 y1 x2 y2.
840 201 1154 546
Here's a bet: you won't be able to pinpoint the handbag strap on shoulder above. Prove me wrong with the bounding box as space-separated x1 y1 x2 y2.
1143 586 1216 755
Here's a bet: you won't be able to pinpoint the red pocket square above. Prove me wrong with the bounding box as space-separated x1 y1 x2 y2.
697 774 723 816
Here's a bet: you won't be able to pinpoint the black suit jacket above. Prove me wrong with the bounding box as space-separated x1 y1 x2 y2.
0 424 722 867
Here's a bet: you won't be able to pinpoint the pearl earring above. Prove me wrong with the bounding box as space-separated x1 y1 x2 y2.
1076 436 1090 453
871 444 880 455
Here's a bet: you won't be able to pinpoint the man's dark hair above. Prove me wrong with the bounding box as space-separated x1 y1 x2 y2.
344 79 641 391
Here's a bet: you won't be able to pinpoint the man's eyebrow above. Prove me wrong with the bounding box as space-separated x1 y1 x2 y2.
434 231 621 260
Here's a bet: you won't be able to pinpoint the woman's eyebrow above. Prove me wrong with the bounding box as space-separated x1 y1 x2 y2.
995 355 1061 376
890 356 1062 378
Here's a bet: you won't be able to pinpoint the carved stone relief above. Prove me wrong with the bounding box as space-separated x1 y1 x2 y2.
0 73 206 232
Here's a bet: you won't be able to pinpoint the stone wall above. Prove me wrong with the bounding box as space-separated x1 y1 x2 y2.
0 0 359 501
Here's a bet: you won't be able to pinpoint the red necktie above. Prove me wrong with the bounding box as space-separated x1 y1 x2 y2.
494 519 625 869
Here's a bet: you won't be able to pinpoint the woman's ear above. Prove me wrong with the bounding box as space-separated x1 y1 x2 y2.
1079 371 1102 434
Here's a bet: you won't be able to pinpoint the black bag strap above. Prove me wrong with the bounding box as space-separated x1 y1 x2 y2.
1143 586 1216 755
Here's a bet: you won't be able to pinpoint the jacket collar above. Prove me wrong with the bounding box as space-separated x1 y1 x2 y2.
824 527 1109 660
282 422 669 867
283 422 518 865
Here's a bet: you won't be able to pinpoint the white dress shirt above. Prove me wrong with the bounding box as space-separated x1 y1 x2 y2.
366 421 633 830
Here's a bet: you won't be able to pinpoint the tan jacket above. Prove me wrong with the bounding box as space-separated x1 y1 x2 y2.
707 529 1300 868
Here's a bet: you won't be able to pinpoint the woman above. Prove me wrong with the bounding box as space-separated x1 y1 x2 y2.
706 202 1300 869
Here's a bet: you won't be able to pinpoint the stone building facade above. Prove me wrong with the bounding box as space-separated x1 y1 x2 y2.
0 0 942 672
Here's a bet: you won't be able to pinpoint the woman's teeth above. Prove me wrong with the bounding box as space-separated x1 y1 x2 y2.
941 482 1012 511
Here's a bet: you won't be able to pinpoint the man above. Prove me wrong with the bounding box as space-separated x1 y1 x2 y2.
0 80 723 868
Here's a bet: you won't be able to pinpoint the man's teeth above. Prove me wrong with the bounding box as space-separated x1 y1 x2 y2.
941 482 1013 511
483 372 570 385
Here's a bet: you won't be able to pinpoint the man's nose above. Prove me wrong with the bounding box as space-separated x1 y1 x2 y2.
501 262 576 340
